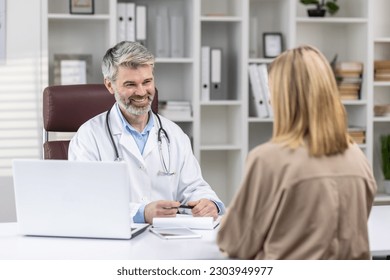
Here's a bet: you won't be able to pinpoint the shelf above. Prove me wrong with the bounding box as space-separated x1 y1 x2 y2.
296 17 368 24
48 13 110 20
200 16 241 22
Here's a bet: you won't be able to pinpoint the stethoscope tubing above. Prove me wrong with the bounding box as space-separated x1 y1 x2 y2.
105 108 173 175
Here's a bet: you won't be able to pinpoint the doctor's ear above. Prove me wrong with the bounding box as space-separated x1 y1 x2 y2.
104 79 115 95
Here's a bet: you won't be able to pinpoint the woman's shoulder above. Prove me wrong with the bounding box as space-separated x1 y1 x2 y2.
249 141 286 157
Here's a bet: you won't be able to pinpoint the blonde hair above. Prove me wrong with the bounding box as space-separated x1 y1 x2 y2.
268 45 351 157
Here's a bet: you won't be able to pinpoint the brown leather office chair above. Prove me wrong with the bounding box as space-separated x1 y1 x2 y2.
42 84 158 159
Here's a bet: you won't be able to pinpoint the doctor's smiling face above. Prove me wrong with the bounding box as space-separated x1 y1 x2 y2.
106 64 155 117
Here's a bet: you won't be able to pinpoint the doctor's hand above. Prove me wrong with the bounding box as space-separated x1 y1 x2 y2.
144 200 180 224
188 199 218 220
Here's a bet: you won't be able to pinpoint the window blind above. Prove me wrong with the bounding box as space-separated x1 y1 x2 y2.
0 58 42 177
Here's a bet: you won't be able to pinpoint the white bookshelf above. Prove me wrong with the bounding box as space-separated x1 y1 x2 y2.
41 0 390 205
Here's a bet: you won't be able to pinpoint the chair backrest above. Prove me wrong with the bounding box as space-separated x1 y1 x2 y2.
42 84 158 159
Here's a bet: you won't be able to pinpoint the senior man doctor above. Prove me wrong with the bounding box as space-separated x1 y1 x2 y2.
68 41 225 224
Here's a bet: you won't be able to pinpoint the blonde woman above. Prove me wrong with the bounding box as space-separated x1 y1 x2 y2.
217 45 377 259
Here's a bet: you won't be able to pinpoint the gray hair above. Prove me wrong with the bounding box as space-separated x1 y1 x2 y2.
101 41 155 82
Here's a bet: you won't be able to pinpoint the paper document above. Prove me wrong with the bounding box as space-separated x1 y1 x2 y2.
152 214 221 230
149 227 201 240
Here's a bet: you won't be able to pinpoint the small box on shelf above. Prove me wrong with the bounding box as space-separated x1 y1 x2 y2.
158 100 192 120
374 104 390 117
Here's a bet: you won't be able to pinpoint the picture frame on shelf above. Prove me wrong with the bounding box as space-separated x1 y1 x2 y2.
53 54 92 85
263 32 283 58
69 0 94 15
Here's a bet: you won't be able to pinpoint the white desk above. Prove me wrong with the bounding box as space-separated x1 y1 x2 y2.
1 205 389 259
0 223 225 260
368 205 390 258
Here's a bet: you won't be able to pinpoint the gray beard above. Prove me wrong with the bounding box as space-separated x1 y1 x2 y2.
114 91 151 116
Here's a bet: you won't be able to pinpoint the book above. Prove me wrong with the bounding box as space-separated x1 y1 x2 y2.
149 227 202 240
152 214 221 230
374 60 390 70
348 126 366 144
334 61 363 100
335 62 363 72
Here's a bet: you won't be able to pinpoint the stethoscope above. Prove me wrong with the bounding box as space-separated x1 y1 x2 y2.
105 107 175 176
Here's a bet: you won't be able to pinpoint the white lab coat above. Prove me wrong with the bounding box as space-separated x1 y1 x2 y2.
68 104 225 218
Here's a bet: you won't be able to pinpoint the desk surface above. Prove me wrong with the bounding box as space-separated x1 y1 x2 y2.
1 205 389 259
368 205 390 256
0 223 225 260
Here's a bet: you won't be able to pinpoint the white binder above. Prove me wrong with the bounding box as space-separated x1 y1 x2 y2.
201 46 210 101
257 63 273 118
248 63 268 118
249 17 258 58
210 48 223 99
155 6 170 57
116 3 126 43
136 5 147 44
125 3 136 42
170 16 184 57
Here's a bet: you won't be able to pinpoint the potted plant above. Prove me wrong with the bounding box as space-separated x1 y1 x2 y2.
380 135 390 194
300 0 340 17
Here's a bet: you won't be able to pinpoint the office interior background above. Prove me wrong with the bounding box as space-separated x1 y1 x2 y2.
1 0 390 223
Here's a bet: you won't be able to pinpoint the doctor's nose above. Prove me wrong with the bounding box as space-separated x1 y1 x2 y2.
135 84 149 96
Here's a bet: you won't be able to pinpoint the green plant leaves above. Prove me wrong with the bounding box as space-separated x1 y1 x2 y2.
326 2 340 15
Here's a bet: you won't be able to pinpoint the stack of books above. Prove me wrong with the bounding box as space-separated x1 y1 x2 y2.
374 60 390 81
334 62 363 100
348 126 366 144
158 100 192 120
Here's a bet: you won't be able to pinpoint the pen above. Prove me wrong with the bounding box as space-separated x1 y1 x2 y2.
163 205 194 210
178 205 194 209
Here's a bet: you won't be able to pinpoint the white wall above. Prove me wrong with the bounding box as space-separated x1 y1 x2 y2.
0 0 42 222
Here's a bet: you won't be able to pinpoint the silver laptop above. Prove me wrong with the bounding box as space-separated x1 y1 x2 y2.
12 159 149 239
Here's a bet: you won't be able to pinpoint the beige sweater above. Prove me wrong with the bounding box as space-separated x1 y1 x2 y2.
217 142 377 259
